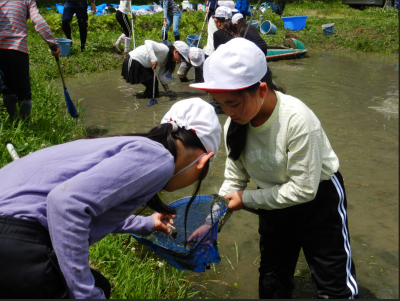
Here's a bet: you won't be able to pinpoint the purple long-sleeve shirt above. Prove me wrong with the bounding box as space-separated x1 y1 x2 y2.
0 136 175 299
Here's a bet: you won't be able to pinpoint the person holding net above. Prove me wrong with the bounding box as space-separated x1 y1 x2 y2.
190 38 359 299
0 98 221 298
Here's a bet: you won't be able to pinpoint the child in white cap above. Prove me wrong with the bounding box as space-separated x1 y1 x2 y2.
0 98 221 298
212 6 237 50
232 13 268 54
121 40 189 98
190 38 359 299
177 47 206 83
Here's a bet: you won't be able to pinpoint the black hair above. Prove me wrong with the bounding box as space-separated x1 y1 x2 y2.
235 18 249 37
164 45 181 76
226 67 285 161
215 17 238 38
86 124 210 240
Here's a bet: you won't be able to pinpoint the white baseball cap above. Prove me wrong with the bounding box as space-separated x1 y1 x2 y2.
189 38 267 92
189 47 205 67
161 98 222 161
232 13 243 25
173 41 190 62
212 6 232 20
218 0 238 12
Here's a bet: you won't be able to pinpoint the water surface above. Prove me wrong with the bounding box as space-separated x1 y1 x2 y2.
64 51 398 299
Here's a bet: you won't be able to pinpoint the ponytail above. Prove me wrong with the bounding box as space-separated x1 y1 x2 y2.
226 67 285 161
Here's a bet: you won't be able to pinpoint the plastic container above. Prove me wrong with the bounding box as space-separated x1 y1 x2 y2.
182 1 190 10
56 38 72 56
187 34 202 47
322 23 334 36
260 20 277 34
281 16 308 31
198 4 202 10
149 5 155 11
192 3 197 11
246 20 260 30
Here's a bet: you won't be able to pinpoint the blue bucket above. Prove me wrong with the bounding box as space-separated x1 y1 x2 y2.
322 23 334 36
260 20 277 34
187 34 201 47
281 16 307 31
246 20 260 29
56 38 72 56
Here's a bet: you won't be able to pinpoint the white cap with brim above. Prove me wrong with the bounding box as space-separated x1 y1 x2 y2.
232 13 243 25
189 47 205 67
160 98 222 161
173 41 190 62
189 38 267 93
212 6 232 20
219 0 238 12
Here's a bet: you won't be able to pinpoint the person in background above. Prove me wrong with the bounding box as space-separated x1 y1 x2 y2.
177 47 205 83
190 38 359 299
121 40 189 98
235 0 251 19
113 0 136 55
212 7 237 50
0 0 60 122
0 98 221 298
62 0 97 52
233 13 267 54
161 0 182 42
205 0 219 21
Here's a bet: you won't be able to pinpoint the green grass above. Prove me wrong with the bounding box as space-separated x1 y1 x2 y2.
89 234 197 299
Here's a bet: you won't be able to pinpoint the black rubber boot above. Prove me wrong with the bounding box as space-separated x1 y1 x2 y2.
174 34 180 41
179 76 189 82
3 93 18 121
18 99 32 120
142 79 160 98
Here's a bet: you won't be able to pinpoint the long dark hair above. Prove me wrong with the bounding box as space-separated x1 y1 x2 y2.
215 17 238 38
164 45 182 76
235 18 249 37
226 67 285 161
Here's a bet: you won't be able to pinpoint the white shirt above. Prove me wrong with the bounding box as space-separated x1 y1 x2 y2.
219 91 340 210
129 40 172 84
203 17 218 56
118 0 132 15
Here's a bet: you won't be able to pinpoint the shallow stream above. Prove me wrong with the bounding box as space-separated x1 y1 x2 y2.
64 50 398 299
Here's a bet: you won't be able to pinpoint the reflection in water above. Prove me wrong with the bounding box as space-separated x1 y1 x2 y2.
63 51 398 299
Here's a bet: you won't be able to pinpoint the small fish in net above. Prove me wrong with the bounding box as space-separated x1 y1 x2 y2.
131 194 232 273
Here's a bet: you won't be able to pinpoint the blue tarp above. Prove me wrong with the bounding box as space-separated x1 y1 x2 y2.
54 3 154 15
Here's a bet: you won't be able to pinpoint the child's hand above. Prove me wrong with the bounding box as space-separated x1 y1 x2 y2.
187 222 211 242
224 191 245 211
152 212 176 234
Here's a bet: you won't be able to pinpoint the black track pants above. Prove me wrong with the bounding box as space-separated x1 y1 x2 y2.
0 216 111 299
116 10 132 38
258 171 359 299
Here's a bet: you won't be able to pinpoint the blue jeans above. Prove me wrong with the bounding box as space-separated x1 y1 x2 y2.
162 10 182 37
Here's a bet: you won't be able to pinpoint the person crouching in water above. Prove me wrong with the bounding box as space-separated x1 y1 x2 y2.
0 98 221 298
177 47 205 83
121 40 189 98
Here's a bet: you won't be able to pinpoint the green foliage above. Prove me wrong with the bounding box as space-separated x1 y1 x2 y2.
89 234 198 299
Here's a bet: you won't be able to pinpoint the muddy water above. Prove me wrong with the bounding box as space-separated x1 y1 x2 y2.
64 51 398 299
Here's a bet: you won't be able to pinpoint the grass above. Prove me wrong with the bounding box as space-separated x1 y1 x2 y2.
0 0 398 298
89 234 197 299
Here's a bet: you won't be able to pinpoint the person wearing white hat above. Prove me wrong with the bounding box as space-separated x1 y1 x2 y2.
0 97 221 298
121 40 189 98
233 13 267 54
177 47 206 84
212 6 238 50
190 38 359 299
218 0 238 14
